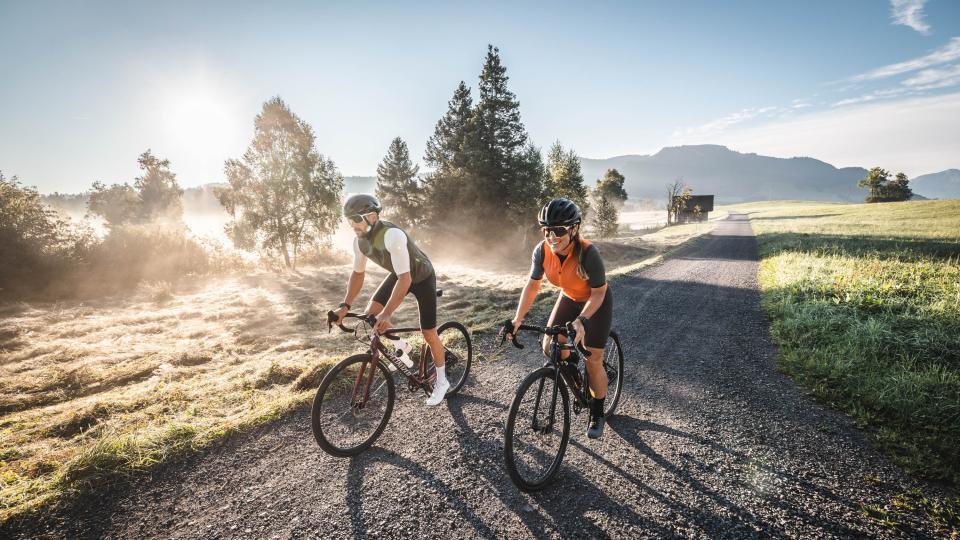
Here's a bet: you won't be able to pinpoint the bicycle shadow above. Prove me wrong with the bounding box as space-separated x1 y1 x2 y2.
440 394 676 538
604 416 899 538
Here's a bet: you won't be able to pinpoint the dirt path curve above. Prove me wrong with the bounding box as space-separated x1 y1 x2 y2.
18 214 938 538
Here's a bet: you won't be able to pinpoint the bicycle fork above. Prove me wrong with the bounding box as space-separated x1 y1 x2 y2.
531 364 561 435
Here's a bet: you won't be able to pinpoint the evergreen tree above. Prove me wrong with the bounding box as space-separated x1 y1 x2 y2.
591 191 619 239
467 45 543 229
596 168 629 206
424 81 473 172
422 82 474 229
545 141 590 214
421 46 543 239
217 97 343 269
376 137 422 229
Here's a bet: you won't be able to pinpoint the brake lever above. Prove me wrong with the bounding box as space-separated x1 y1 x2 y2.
565 321 591 357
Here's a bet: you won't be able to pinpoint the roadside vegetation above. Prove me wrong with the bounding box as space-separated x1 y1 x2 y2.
731 200 960 488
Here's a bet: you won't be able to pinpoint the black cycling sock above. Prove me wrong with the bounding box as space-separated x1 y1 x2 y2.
592 396 605 417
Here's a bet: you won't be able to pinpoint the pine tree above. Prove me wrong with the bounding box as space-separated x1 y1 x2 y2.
468 45 543 230
424 82 473 172
545 141 590 214
596 168 629 206
591 191 619 239
376 137 422 229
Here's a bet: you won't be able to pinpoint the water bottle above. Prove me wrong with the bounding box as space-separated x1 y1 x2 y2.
394 338 414 369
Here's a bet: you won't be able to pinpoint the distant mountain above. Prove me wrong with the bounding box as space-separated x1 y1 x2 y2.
344 176 376 195
911 169 960 200
580 145 870 203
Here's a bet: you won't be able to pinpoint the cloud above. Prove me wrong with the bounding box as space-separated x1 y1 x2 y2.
832 87 911 107
682 92 960 177
902 63 960 89
670 106 780 139
851 37 960 81
890 0 931 34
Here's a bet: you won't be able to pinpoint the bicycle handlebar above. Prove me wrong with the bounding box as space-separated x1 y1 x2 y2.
497 320 591 357
327 311 376 333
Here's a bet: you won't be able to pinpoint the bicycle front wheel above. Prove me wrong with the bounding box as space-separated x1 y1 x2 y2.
311 354 395 457
603 331 625 417
504 367 570 491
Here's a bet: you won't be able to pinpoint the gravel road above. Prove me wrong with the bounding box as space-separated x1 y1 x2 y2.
13 214 945 538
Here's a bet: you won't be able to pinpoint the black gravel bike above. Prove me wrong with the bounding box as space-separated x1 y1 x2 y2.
499 322 624 491
311 303 472 457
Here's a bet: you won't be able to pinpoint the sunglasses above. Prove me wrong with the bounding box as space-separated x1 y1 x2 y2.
541 225 573 237
346 213 372 223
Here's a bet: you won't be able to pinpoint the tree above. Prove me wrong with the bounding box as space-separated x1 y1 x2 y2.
216 97 343 269
595 168 628 206
665 178 691 225
545 141 590 214
376 137 422 229
466 45 544 230
88 150 184 228
591 191 619 239
858 167 913 203
421 46 544 240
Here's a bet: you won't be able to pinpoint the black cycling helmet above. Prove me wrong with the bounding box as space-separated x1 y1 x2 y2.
538 198 582 226
342 193 381 217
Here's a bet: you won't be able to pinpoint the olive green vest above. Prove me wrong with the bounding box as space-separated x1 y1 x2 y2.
358 220 434 283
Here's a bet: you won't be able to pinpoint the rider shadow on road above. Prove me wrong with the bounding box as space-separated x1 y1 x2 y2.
442 394 678 538
603 416 899 538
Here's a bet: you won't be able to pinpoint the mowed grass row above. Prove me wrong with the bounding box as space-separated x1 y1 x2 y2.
0 221 710 525
733 200 960 485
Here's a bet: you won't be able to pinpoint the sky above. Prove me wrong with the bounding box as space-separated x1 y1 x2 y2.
1 0 959 193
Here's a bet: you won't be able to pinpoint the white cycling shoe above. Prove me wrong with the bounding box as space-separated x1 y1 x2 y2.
426 378 450 406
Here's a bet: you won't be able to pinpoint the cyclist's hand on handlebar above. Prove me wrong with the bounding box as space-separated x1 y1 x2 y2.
333 306 348 326
567 319 590 356
498 319 524 349
373 313 392 334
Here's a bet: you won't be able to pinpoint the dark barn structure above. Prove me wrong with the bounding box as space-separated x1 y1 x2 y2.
673 195 715 223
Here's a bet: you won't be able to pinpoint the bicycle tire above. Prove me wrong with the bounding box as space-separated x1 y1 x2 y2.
424 321 472 397
504 367 570 491
603 331 625 417
311 354 395 457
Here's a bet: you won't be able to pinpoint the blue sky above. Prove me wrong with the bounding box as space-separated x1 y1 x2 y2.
1 0 959 193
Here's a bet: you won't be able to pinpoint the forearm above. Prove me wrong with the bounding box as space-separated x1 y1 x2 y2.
513 279 542 322
343 272 364 306
382 273 412 316
579 284 608 320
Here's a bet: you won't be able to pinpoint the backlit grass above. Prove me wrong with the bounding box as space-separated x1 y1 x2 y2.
729 200 960 486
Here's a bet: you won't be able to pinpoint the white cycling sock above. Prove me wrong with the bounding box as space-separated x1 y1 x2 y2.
435 365 447 384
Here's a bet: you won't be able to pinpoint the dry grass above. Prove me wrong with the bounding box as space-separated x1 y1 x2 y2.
0 220 715 522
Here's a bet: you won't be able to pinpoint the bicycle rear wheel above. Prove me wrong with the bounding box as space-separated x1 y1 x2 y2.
504 367 570 491
424 321 472 396
311 354 395 457
603 331 625 417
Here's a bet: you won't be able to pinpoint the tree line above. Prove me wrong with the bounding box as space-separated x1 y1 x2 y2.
2 45 633 299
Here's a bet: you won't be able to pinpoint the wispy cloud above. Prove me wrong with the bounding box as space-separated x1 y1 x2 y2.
671 106 779 139
890 0 931 35
832 87 910 107
903 63 960 89
851 37 960 81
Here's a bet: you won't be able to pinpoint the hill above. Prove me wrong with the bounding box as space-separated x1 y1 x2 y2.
581 145 870 203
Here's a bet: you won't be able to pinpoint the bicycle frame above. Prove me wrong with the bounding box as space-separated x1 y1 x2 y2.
341 320 436 408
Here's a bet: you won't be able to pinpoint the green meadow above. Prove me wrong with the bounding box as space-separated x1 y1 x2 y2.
733 200 960 485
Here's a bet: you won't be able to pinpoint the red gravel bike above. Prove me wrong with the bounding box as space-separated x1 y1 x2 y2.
311 303 472 457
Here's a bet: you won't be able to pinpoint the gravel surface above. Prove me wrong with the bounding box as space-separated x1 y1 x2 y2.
9 214 946 538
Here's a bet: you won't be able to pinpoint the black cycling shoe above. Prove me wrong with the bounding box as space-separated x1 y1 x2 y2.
587 414 605 439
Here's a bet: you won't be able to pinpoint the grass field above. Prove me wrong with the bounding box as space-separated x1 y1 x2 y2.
726 200 960 488
0 219 713 524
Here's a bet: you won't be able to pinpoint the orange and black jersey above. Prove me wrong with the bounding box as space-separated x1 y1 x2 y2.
530 239 606 302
